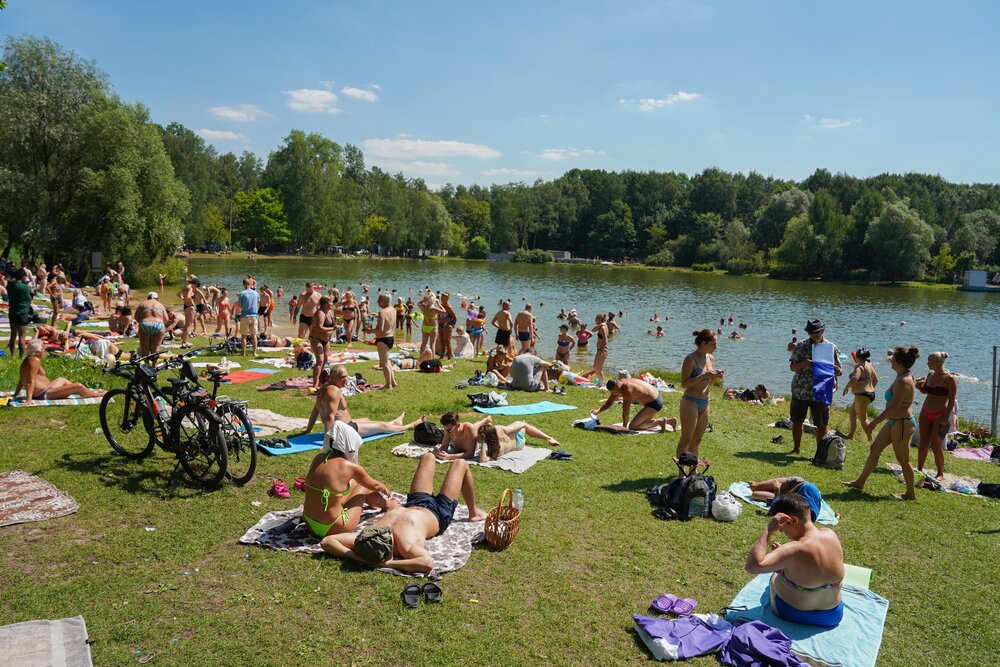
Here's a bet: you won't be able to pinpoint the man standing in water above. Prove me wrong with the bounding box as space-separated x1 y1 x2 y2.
788 319 841 455
513 304 536 354
297 282 322 339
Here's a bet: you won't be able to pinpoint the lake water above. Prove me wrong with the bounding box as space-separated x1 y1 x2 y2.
187 256 1000 424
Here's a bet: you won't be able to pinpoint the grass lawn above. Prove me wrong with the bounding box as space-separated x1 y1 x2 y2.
1 342 998 666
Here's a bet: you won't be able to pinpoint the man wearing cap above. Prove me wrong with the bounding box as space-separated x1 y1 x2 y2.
321 453 487 573
788 319 841 454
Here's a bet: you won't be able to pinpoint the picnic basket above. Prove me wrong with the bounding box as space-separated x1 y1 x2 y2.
484 488 521 550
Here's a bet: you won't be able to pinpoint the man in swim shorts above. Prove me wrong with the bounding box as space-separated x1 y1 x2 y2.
491 300 513 348
297 282 322 339
513 303 536 353
591 377 678 432
788 319 841 455
302 365 426 438
321 453 487 573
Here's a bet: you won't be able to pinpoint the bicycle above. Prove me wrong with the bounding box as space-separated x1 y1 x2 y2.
99 350 229 489
199 350 257 486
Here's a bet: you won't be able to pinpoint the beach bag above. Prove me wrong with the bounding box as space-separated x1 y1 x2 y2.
812 434 846 470
978 483 1000 498
991 446 1000 461
711 491 742 522
483 488 521 550
649 459 715 521
682 475 714 519
413 421 444 446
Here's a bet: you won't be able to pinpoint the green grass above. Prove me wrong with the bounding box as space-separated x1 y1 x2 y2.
1 343 998 666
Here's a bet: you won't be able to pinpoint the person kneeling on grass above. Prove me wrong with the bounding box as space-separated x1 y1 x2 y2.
591 377 678 432
745 493 845 628
14 339 107 403
321 453 487 573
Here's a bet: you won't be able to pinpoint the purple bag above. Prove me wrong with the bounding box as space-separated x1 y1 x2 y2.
720 620 805 667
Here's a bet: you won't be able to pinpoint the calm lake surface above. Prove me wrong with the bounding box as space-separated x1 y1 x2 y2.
188 256 999 424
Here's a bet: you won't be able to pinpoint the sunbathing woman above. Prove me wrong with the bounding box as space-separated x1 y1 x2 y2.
555 324 575 366
675 329 722 459
745 494 845 628
842 348 878 442
310 297 337 388
485 346 512 386
302 421 390 538
472 421 559 462
135 292 168 356
915 351 957 480
747 476 825 523
843 346 920 500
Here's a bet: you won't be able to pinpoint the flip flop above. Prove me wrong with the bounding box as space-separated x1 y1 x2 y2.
269 478 290 499
401 583 422 608
651 594 679 614
421 582 442 604
670 597 698 615
293 476 306 491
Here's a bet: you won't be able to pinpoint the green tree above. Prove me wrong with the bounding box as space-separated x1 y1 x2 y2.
588 199 637 261
466 235 490 259
753 188 812 250
360 214 389 250
233 188 290 250
927 243 956 283
158 122 218 246
865 200 934 281
809 189 853 273
689 167 737 220
771 214 819 278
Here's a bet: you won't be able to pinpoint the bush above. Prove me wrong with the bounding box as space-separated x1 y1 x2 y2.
725 252 766 275
512 248 552 263
128 258 185 289
692 262 716 272
645 248 675 267
466 236 490 259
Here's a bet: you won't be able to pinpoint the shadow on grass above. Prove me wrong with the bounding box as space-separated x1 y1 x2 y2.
49 451 210 499
732 450 806 466
821 489 896 503
602 478 665 494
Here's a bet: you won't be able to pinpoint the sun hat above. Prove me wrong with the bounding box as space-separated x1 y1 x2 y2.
804 319 825 334
353 526 393 563
322 420 363 456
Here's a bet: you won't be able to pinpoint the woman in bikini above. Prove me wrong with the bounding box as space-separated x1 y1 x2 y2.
135 292 168 356
213 288 231 338
581 313 610 384
468 307 487 357
417 292 446 356
337 291 358 345
309 297 336 388
176 279 198 348
555 324 575 366
472 421 559 462
676 329 723 459
915 351 957 480
437 292 457 359
302 422 390 539
843 346 920 500
842 347 878 442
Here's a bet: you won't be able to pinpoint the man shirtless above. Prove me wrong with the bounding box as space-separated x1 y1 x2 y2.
321 453 487 573
176 278 202 348
259 285 273 333
491 300 514 350
591 377 678 432
367 293 398 389
15 340 106 402
297 282 322 338
302 365 425 437
47 271 64 326
436 411 559 461
434 411 493 459
513 304 536 353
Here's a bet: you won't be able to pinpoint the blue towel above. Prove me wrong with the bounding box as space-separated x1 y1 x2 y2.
243 368 281 375
811 342 835 406
474 401 576 416
726 574 889 667
259 431 404 456
728 482 839 526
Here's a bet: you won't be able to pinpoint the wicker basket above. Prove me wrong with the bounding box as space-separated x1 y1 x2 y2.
484 488 521 550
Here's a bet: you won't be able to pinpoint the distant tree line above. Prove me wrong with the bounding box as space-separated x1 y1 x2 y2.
4 35 999 286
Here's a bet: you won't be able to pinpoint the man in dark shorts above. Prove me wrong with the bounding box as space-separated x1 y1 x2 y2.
788 319 842 454
590 377 678 432
6 268 34 358
491 300 513 348
321 453 487 573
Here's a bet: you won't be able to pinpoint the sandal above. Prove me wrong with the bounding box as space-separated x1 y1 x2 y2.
421 582 442 604
270 478 290 499
671 597 698 615
651 594 679 614
293 476 306 491
401 583 422 608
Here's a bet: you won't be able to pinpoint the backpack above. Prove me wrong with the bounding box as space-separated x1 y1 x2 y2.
648 459 716 520
413 421 444 446
419 359 442 373
812 434 847 470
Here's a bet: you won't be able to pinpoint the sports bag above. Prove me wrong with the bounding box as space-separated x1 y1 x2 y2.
648 458 716 520
413 421 444 446
812 434 846 470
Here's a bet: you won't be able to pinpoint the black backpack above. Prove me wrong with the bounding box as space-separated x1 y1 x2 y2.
648 458 716 520
413 421 444 446
813 434 847 470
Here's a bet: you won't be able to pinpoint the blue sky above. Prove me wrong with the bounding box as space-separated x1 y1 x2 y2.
4 0 998 186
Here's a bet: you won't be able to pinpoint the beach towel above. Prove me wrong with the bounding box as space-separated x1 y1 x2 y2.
257 376 314 391
474 401 576 416
726 574 889 667
0 616 93 667
251 357 296 369
245 409 309 436
950 446 997 462
224 368 281 384
728 482 839 526
259 346 294 353
0 471 80 527
259 430 405 456
811 342 835 406
0 391 104 408
633 613 734 661
238 493 483 578
391 442 551 473
191 361 241 369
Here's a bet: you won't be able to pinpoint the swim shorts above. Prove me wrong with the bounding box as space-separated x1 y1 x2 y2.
299 314 313 326
644 394 664 411
196 304 205 315
495 329 511 346
517 331 531 342
375 336 395 349
789 397 829 430
403 492 458 536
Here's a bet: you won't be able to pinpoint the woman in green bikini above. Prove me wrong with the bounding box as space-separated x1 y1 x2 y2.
843 346 920 501
302 421 391 538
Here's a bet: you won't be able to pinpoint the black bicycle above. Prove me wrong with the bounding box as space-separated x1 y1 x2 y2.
99 350 229 488
201 360 257 486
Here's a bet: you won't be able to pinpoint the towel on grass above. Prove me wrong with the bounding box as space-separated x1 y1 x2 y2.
257 376 314 391
0 616 93 667
572 415 678 434
950 446 998 462
238 493 483 578
191 361 241 369
0 470 80 527
260 430 405 456
0 391 104 408
474 400 576 416
887 463 985 497
726 574 889 667
728 481 839 526
259 346 294 352
246 408 310 436
224 368 281 384
252 357 296 369
391 442 551 473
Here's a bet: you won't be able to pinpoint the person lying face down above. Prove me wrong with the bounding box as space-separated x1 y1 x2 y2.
744 493 845 627
320 453 487 573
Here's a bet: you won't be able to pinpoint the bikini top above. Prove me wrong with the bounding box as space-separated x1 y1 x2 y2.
921 375 950 396
558 339 571 346
690 365 705 379
777 569 842 592
305 451 352 511
853 364 870 383
885 373 912 405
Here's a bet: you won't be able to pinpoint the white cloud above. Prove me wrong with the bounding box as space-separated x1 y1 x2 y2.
536 147 598 162
284 88 340 114
370 83 382 91
816 117 862 130
637 91 700 111
802 114 814 121
208 104 270 122
195 129 248 141
362 137 500 160
375 160 462 177
341 86 379 103
481 168 546 180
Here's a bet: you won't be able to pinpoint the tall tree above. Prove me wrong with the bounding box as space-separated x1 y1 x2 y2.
865 200 934 281
233 187 290 251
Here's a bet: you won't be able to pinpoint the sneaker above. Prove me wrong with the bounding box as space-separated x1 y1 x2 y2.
270 478 291 499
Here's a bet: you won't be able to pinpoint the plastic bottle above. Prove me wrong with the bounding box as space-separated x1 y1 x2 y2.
512 489 524 511
688 495 707 519
154 396 169 422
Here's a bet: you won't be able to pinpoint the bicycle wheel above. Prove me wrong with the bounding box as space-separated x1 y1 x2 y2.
100 387 155 459
174 402 229 489
218 403 257 485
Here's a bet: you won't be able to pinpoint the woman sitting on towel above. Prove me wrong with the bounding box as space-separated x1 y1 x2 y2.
745 493 845 627
302 421 391 539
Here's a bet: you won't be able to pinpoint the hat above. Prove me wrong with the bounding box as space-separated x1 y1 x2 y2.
322 421 363 456
353 526 393 563
148 292 158 300
804 319 825 334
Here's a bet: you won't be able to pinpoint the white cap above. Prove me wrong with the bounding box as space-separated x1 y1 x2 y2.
322 421 363 457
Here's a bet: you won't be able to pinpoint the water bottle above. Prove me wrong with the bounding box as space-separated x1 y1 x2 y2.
512 489 524 511
154 396 169 422
688 495 707 519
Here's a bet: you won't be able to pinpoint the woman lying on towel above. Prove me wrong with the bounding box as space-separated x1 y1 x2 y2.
14 339 107 402
745 493 845 627
302 421 391 539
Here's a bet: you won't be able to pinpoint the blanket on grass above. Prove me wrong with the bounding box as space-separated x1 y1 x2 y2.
0 470 80 527
887 463 985 497
391 442 551 473
950 446 998 462
0 615 93 667
245 408 309 436
238 493 483 578
572 415 679 434
0 392 104 408
257 376 313 391
726 573 889 667
728 481 839 526
474 400 576 416
224 368 281 384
